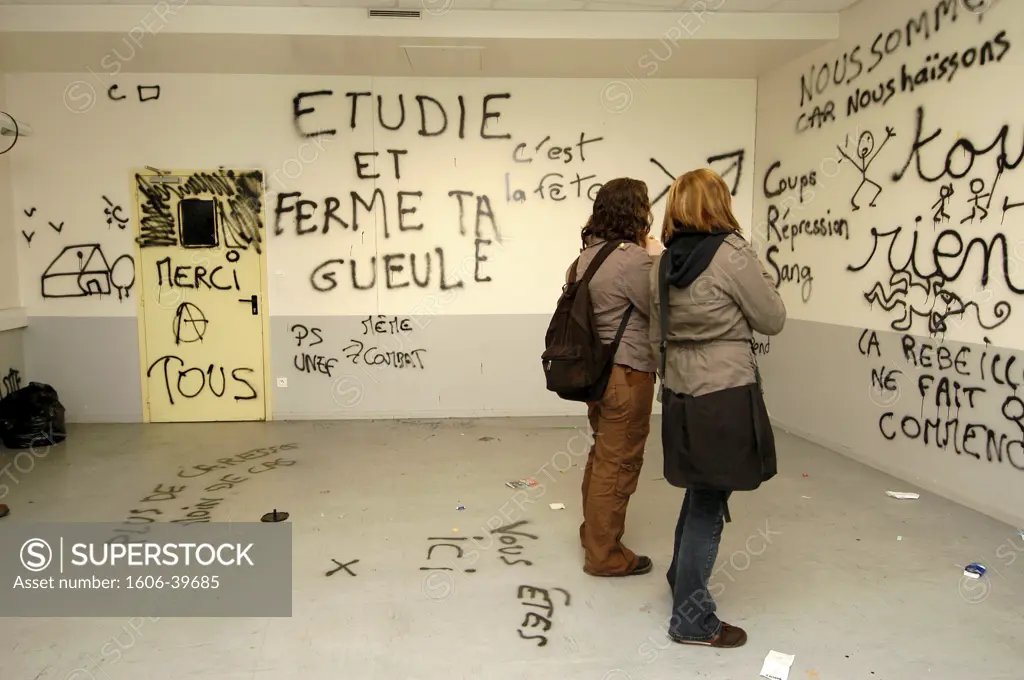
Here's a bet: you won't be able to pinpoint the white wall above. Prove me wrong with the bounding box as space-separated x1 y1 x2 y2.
0 67 25 395
7 74 755 420
0 70 19 312
754 0 1024 525
10 75 754 317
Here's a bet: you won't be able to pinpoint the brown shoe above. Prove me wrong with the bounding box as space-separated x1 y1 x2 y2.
671 623 747 648
585 556 653 577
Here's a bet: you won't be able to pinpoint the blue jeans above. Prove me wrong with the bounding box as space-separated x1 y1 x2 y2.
666 489 728 641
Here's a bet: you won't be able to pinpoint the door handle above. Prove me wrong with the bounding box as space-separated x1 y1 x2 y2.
239 295 258 315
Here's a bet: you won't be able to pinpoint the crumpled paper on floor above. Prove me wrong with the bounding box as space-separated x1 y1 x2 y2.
760 650 796 680
886 491 920 500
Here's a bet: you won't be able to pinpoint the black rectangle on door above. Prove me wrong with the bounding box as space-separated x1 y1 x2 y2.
178 198 218 248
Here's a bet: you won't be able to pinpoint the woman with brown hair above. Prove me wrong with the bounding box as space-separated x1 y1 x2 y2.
649 168 785 647
567 177 662 577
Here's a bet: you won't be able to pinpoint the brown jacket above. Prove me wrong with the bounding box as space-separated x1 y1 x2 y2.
568 239 657 373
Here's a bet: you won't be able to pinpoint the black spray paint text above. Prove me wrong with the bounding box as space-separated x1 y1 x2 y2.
310 244 492 293
798 0 989 108
766 246 813 303
511 132 604 164
147 356 258 405
766 204 849 253
848 225 1024 295
893 106 1024 185
293 91 512 140
763 160 818 203
156 257 241 291
846 30 1010 121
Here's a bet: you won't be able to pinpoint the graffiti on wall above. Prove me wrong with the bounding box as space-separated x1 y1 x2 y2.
280 91 509 293
768 0 1024 472
795 0 1001 132
280 88 747 296
40 245 135 302
291 316 429 380
860 329 1024 471
1 368 21 398
650 149 745 205
135 168 265 252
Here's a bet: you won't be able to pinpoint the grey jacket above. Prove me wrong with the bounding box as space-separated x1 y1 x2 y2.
568 239 657 373
649 234 786 397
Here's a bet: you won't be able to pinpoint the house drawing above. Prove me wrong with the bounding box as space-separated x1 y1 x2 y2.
41 244 112 298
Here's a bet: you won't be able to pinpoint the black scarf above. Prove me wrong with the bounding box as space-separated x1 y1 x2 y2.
663 221 732 289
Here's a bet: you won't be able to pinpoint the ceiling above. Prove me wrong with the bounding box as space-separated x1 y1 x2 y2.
0 33 831 77
0 0 854 77
0 0 863 10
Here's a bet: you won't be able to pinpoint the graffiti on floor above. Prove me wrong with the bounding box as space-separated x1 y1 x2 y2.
326 559 359 577
176 444 299 478
420 535 481 576
108 444 300 544
492 520 538 567
516 585 572 648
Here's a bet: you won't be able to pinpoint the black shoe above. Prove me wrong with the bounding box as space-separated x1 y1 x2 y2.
630 555 653 575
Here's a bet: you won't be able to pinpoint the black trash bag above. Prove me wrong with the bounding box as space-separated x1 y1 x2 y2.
0 382 67 450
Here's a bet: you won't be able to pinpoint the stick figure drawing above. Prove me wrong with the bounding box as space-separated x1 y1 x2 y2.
837 127 895 211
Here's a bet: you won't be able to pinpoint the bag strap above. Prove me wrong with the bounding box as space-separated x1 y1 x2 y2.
658 253 671 395
609 304 634 358
570 240 623 285
597 240 633 359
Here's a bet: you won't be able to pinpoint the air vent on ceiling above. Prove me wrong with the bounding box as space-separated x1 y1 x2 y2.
368 9 422 19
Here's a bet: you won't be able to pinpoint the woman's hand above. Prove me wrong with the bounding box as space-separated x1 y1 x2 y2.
645 234 665 256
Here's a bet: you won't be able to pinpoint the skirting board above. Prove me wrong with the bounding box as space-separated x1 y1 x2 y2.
275 407 592 420
770 417 1023 529
68 411 145 424
0 308 27 333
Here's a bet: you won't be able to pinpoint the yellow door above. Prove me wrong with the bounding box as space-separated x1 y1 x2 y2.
132 168 269 422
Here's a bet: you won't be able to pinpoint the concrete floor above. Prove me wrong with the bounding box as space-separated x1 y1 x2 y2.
0 416 1021 680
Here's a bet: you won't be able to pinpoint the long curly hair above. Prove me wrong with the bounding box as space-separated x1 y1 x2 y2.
581 177 651 248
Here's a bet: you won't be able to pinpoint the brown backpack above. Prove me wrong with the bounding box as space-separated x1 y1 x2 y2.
541 241 633 402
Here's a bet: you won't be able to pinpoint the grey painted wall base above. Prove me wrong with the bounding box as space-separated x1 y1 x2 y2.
22 314 666 423
759 318 1024 529
271 315 665 420
25 317 142 423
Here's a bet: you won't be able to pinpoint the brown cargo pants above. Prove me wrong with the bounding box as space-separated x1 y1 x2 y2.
579 364 656 575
